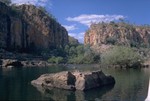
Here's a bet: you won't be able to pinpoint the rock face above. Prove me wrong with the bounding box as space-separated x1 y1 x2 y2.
2 59 23 68
0 2 68 52
69 36 79 45
31 70 115 91
84 22 150 48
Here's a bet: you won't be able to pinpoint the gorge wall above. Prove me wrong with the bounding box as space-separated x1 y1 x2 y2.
84 22 150 48
0 2 68 52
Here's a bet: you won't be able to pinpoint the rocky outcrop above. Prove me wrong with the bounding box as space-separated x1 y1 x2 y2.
2 59 23 68
1 59 61 68
0 2 68 52
31 70 115 91
84 22 150 48
69 36 79 45
21 60 54 67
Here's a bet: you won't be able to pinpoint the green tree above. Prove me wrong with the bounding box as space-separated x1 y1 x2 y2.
69 46 77 57
106 36 117 45
101 46 142 68
48 56 64 64
76 45 84 55
83 49 95 63
64 45 70 54
47 44 101 64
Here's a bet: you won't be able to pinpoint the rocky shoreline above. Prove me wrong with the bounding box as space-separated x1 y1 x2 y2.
0 49 54 68
0 49 149 68
0 59 55 68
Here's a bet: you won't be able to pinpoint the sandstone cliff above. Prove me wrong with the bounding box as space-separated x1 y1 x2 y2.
84 22 150 48
0 2 68 52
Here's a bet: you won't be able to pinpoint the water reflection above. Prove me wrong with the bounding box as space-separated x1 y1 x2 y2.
33 84 114 101
0 65 149 100
102 68 149 101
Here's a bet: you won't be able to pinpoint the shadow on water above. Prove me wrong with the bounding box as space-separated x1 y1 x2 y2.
33 84 115 101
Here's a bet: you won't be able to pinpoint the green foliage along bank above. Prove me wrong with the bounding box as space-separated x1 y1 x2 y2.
46 44 100 64
101 46 143 68
66 44 100 64
48 56 64 64
46 43 144 68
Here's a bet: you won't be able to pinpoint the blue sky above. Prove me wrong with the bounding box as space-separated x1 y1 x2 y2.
12 0 150 43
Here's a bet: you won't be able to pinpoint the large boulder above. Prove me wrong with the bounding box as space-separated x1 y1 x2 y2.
31 70 115 91
74 71 115 90
32 71 76 90
2 59 23 68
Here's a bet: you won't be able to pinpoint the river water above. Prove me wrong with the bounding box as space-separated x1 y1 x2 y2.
0 64 149 101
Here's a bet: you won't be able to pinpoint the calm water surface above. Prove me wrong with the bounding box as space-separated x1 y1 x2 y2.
0 64 149 101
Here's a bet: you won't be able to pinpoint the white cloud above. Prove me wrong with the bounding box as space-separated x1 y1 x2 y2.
11 0 52 7
62 25 78 31
66 14 125 27
69 32 85 43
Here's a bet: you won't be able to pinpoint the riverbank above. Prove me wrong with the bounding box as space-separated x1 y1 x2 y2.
0 49 99 68
0 49 149 69
0 49 55 68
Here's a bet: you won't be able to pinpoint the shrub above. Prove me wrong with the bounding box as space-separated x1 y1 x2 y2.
48 56 64 64
101 46 142 68
106 36 117 45
47 44 101 64
38 6 57 21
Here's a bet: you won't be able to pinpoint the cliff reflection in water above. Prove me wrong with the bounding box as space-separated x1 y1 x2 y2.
33 84 114 101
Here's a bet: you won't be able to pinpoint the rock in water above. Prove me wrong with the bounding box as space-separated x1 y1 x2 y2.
31 70 115 91
2 59 23 68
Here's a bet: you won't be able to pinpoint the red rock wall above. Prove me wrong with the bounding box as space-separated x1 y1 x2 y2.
84 23 150 47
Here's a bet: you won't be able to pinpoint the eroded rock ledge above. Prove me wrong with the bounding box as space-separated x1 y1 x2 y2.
31 70 115 91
